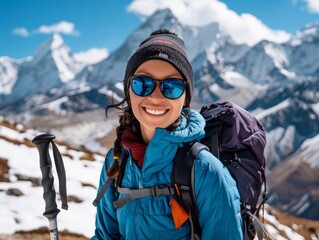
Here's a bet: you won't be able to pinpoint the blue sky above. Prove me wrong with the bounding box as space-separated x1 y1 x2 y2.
1 0 319 59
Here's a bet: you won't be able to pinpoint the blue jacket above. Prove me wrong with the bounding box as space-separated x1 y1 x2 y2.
92 109 242 239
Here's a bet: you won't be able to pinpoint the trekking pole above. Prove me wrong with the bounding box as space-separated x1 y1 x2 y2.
32 133 68 240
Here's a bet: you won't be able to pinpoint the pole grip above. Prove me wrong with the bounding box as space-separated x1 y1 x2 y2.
32 134 60 219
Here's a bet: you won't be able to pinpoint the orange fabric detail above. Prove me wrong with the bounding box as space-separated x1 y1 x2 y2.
170 198 189 229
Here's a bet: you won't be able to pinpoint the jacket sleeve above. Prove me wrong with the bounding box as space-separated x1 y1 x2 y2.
194 150 243 240
91 150 121 240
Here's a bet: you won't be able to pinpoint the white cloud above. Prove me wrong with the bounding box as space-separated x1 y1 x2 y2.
304 0 319 13
12 21 80 38
12 27 29 37
128 0 291 46
34 21 79 35
74 48 109 65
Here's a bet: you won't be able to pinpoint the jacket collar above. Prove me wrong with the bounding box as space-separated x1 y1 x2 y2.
141 109 205 173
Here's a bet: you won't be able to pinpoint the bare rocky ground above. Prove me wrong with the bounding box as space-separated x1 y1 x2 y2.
0 228 88 240
1 209 319 240
263 208 319 240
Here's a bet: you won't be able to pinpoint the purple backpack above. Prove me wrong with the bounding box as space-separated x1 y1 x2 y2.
173 101 268 240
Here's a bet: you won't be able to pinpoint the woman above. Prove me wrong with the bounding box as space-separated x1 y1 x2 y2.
92 29 243 239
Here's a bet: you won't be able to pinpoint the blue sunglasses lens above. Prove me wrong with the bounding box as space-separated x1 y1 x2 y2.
131 76 155 97
131 76 185 99
160 78 184 99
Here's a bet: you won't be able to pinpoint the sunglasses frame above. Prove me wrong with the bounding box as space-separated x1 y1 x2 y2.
130 75 187 100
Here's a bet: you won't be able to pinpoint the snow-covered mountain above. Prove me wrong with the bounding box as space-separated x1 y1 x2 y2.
234 40 291 86
1 120 319 240
79 9 224 90
0 56 20 95
0 34 85 106
246 76 319 220
267 133 319 221
249 77 319 168
1 8 319 221
2 10 318 110
289 22 319 77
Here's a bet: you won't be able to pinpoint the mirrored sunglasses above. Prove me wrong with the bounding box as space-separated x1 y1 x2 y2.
130 75 186 99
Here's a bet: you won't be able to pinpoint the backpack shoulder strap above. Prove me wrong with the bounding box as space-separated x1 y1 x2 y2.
190 142 209 157
116 149 130 188
173 142 208 240
92 149 129 207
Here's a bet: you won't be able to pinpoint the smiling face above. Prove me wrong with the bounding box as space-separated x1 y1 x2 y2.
129 60 186 143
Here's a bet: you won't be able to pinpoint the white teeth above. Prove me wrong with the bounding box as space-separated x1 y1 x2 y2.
145 108 166 115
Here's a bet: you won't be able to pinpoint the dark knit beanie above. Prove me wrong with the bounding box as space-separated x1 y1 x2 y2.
124 29 193 105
